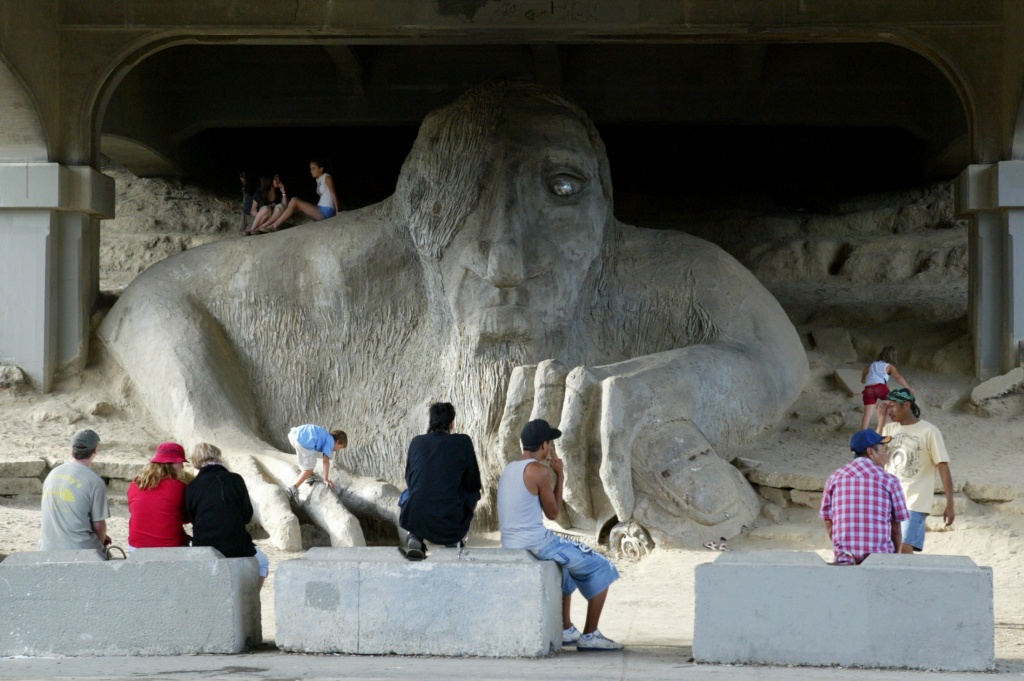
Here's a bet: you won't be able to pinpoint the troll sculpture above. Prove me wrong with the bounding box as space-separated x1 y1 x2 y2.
100 83 808 552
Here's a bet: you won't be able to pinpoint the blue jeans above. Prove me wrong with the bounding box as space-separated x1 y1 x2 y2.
533 534 619 600
901 511 928 551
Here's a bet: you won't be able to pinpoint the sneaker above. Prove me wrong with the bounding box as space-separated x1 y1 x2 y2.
562 625 581 646
404 535 425 561
576 629 623 652
306 472 322 486
286 485 299 501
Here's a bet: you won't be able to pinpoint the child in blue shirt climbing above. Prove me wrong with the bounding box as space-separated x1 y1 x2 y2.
286 424 347 500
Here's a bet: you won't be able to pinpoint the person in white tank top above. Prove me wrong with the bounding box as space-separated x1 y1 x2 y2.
256 158 341 233
496 419 623 652
859 345 913 430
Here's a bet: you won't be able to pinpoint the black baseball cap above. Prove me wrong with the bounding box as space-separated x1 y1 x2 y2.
520 419 562 449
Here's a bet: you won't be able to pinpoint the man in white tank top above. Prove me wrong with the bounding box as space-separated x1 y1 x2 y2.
497 419 622 652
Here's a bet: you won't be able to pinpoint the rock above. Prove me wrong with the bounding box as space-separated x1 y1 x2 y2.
812 328 857 363
91 455 148 480
970 367 1024 404
30 408 83 425
930 493 977 517
993 499 1024 516
790 490 823 509
963 480 1018 503
834 368 864 396
818 411 845 431
106 478 131 498
0 458 47 478
31 409 67 424
0 364 27 389
746 464 827 492
760 502 786 523
301 523 332 549
747 522 821 543
730 457 761 475
42 455 67 470
0 478 43 495
755 485 791 507
90 401 116 416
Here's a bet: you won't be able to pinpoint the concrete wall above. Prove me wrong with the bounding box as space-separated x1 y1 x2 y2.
0 547 262 657
692 551 994 671
275 547 563 657
0 164 113 389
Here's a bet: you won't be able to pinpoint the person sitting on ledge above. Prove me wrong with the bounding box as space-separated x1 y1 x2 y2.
186 443 269 588
127 441 191 550
399 402 482 560
820 429 909 565
40 429 112 553
497 419 623 651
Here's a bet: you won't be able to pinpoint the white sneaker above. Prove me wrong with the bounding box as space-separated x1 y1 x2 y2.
562 625 581 646
577 629 623 652
286 485 299 501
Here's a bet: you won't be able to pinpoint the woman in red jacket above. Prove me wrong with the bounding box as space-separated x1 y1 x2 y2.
127 442 191 550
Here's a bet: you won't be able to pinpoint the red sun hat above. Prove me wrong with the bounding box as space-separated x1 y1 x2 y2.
151 442 187 464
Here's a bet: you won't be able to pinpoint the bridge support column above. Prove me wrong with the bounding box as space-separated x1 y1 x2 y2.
957 161 1024 379
0 164 113 391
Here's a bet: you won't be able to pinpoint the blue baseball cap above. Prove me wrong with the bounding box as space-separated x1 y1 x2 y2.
850 429 891 454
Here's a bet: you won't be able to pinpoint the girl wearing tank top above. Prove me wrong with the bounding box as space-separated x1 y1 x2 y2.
255 158 340 233
860 345 913 429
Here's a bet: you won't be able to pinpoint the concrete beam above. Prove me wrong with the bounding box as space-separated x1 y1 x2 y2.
0 163 113 390
957 161 1024 377
56 1 1001 32
323 45 365 96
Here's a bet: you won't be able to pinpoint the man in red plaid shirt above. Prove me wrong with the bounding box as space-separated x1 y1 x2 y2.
820 429 910 565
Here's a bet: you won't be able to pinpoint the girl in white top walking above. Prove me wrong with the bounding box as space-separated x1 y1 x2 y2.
256 158 340 233
860 345 912 429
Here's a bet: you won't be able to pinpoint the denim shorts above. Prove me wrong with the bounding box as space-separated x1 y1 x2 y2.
533 534 619 600
254 547 270 577
901 511 928 551
318 206 337 219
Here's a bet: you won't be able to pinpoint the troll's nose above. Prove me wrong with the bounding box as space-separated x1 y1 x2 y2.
485 238 525 288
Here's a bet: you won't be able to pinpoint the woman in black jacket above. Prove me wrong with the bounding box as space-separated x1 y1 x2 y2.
186 443 268 587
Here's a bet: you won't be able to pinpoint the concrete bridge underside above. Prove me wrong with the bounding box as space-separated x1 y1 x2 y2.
1 0 1024 389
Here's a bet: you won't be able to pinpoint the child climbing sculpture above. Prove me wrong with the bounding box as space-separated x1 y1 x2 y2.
860 345 913 430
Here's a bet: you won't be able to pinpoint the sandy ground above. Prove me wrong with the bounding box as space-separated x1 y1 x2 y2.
3 167 1024 671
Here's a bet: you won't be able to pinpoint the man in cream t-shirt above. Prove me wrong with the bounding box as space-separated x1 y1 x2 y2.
876 388 955 553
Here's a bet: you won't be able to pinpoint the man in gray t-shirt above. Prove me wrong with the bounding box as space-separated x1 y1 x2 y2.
39 429 111 552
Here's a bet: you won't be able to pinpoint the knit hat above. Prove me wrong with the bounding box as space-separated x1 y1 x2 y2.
885 388 915 403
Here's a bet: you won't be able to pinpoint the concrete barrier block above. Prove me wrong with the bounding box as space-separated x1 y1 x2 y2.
276 547 562 657
693 551 994 671
0 547 261 656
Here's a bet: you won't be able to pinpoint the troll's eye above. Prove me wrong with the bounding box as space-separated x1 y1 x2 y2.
549 174 585 197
